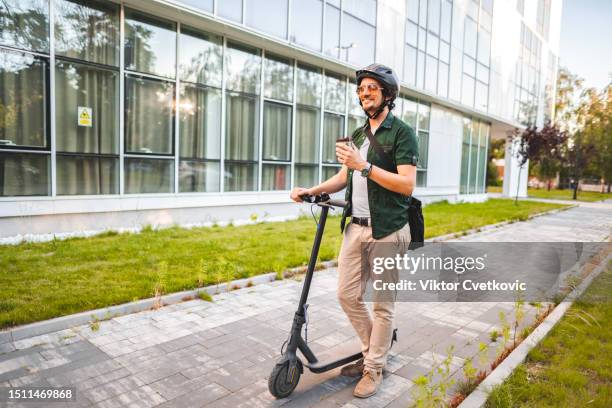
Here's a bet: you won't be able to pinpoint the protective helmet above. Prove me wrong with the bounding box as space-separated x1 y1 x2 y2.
355 63 399 118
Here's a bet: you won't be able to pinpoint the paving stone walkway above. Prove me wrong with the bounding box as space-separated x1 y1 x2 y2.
1 202 611 408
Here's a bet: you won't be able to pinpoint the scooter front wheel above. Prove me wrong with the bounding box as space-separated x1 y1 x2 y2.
268 359 302 398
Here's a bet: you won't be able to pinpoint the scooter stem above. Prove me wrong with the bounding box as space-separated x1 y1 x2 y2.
297 204 329 311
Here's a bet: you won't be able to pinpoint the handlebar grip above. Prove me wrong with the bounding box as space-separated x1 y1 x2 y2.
299 194 314 203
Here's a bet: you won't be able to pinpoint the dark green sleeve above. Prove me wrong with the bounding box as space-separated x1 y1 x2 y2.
394 124 419 166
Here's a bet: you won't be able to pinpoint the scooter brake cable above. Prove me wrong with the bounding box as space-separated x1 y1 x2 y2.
310 204 319 225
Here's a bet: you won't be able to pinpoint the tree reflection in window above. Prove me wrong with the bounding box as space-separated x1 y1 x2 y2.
0 0 49 52
54 0 119 66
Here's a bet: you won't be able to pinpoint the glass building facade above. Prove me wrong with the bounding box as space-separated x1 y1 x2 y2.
0 0 562 232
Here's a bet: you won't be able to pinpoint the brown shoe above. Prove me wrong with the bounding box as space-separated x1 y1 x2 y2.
353 368 383 398
340 358 364 377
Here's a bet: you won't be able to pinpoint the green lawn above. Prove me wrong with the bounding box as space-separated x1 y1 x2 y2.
487 185 612 202
527 188 611 202
0 199 567 329
486 260 612 408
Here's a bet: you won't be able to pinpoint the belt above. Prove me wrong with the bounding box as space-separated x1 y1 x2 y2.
351 217 370 227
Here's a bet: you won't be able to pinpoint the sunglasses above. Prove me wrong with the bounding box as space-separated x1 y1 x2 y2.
356 83 383 95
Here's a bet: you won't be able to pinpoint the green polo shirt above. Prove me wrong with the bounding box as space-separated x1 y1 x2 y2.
341 111 419 239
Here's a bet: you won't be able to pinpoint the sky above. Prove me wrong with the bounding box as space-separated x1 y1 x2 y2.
559 0 612 90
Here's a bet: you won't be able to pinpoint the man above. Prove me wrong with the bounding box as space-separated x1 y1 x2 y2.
290 64 418 398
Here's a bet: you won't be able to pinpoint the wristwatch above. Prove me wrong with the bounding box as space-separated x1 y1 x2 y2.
360 162 372 178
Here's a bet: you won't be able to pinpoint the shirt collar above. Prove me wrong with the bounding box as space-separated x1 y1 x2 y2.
363 111 395 130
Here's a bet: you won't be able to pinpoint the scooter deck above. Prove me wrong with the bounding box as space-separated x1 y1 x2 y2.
301 339 363 373
303 350 363 373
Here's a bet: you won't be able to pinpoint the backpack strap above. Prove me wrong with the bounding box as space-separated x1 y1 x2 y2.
364 126 394 170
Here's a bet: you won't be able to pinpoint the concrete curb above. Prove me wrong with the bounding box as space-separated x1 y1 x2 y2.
0 205 578 346
458 249 612 408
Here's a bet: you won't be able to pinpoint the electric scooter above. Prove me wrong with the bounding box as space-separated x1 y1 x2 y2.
268 193 397 398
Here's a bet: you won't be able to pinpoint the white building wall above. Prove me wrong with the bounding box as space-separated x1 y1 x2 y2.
425 105 463 191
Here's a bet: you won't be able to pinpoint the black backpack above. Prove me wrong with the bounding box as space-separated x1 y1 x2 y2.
364 127 425 249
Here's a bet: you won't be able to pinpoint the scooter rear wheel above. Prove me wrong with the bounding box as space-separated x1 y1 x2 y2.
268 360 302 398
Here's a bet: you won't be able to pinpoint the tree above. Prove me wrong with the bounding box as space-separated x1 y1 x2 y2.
512 124 567 202
580 84 612 192
530 123 567 191
552 67 609 199
486 138 505 187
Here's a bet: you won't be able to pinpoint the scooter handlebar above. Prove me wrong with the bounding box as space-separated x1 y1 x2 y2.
298 193 346 208
326 199 347 208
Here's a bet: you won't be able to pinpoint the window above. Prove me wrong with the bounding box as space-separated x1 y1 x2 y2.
460 118 471 194
262 163 290 190
399 97 429 187
179 28 222 87
55 60 119 195
0 152 49 196
0 50 48 149
347 82 366 135
461 74 475 106
343 0 376 25
56 156 118 195
401 97 418 129
404 45 417 86
324 4 340 58
296 64 322 106
425 55 437 93
478 122 489 193
124 10 176 79
406 21 418 47
322 165 340 181
178 84 221 192
322 112 344 164
246 0 288 39
460 118 489 194
416 51 425 89
55 0 119 66
324 73 345 113
262 102 291 162
428 0 441 35
124 157 173 194
294 64 322 188
224 42 261 191
440 0 452 42
225 42 261 94
418 102 430 133
407 0 419 22
291 0 322 51
125 75 174 155
264 54 293 102
55 61 118 154
426 32 439 57
218 0 243 22
341 13 375 67
438 62 449 97
0 0 49 52
179 160 220 193
477 30 491 66
464 18 477 58
225 93 259 191
419 0 428 25
294 107 320 187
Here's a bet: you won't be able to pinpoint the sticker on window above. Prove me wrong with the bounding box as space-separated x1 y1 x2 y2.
78 107 93 127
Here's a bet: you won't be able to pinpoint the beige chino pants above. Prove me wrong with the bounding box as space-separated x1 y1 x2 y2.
337 221 411 370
